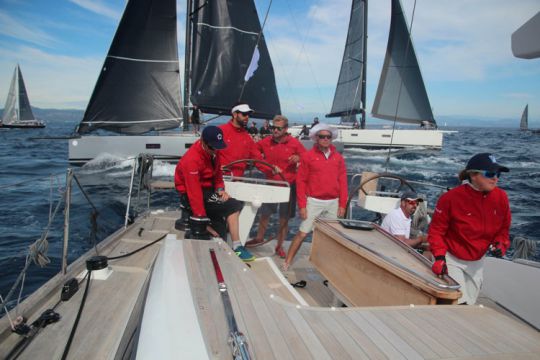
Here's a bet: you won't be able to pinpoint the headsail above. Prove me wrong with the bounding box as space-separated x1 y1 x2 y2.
520 104 528 130
326 0 366 120
189 0 281 119
77 0 182 135
372 0 435 125
2 65 36 124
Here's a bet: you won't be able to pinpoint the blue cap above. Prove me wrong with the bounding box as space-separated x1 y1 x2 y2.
202 126 226 150
466 153 509 173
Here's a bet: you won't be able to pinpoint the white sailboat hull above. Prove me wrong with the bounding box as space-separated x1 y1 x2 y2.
289 126 443 149
68 133 199 165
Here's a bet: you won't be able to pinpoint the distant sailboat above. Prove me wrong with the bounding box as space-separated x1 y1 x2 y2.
520 104 528 130
69 0 280 165
0 65 45 129
324 0 443 149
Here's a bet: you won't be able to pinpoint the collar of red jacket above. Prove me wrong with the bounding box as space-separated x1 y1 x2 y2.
313 144 336 156
226 120 247 133
271 134 291 144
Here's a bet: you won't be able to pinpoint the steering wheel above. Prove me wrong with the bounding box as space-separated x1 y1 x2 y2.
222 159 287 182
345 172 415 217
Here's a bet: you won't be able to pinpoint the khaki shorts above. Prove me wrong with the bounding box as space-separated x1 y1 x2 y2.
299 197 339 233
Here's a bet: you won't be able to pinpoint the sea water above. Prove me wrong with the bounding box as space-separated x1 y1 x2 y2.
1 120 539 307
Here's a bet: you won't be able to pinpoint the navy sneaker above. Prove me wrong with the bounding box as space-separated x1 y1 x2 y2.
234 246 255 262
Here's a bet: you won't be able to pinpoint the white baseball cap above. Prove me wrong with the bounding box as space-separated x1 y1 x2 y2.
231 104 254 114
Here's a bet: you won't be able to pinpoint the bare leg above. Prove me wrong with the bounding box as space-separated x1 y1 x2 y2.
283 231 308 269
226 211 241 242
254 213 271 241
276 216 289 250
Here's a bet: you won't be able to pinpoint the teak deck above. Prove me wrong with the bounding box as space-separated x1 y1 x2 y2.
1 211 539 359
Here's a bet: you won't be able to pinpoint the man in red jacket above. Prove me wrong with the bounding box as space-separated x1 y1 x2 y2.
219 104 262 177
246 115 306 258
282 123 348 270
428 153 511 304
174 126 254 262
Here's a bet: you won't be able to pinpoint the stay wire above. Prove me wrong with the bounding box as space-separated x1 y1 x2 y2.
384 0 418 171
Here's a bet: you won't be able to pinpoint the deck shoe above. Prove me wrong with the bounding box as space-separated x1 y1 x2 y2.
275 246 286 259
234 246 255 262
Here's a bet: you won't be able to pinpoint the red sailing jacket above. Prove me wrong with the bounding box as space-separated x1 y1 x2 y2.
219 121 262 177
256 135 306 184
296 145 348 209
428 184 511 261
174 140 225 217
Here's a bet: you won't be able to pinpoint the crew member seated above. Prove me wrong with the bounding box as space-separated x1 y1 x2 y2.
381 191 428 251
174 126 254 262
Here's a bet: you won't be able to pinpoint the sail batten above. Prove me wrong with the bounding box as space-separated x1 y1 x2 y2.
77 0 182 135
520 104 528 130
327 0 366 119
189 0 281 119
371 0 435 125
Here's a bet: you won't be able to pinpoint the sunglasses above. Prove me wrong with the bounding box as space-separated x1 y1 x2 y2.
470 170 501 179
271 125 286 131
239 112 251 116
317 134 332 140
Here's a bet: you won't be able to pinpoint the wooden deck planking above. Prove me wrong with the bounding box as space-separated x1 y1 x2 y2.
335 311 388 359
373 311 442 359
302 309 370 359
184 240 230 359
375 309 452 359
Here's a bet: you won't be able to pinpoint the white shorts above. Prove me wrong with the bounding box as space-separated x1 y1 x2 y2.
446 252 485 305
298 197 339 233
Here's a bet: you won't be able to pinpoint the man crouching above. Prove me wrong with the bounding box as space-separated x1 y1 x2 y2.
174 126 254 262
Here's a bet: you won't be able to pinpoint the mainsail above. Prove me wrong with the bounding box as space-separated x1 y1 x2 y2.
326 0 366 120
371 0 435 125
520 104 528 130
2 65 36 125
77 0 182 135
189 0 281 119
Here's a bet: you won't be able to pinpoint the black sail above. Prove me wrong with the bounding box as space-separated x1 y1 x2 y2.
372 0 435 125
189 0 281 119
520 104 528 130
77 0 182 135
2 65 36 124
327 0 366 119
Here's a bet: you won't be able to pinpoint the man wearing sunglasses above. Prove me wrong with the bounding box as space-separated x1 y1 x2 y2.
246 115 306 258
282 123 348 270
174 126 254 262
381 191 426 248
219 103 262 177
428 153 511 304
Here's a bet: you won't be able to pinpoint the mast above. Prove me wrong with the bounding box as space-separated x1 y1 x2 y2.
183 0 193 131
360 0 368 129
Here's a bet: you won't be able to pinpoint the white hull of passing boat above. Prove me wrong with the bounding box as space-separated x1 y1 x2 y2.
68 133 199 165
289 126 444 149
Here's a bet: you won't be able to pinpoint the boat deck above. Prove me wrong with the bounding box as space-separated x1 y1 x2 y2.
1 210 539 359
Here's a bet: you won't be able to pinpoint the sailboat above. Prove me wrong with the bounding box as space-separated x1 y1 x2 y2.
68 0 280 165
520 104 528 130
0 65 45 129
290 0 444 149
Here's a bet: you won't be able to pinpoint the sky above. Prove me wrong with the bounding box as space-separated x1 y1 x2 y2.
0 0 539 125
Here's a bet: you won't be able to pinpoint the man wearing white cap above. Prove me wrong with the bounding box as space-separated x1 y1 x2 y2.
219 103 262 177
282 123 348 270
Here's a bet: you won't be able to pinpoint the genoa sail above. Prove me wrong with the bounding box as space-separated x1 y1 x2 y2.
77 0 182 135
189 0 281 119
520 104 528 130
371 0 435 126
326 0 366 120
2 65 37 125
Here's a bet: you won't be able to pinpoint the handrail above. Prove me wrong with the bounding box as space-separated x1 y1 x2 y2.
125 158 137 228
62 169 73 274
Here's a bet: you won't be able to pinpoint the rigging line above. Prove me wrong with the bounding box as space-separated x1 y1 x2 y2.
238 0 274 101
384 0 418 171
72 174 99 213
197 23 259 36
284 0 329 113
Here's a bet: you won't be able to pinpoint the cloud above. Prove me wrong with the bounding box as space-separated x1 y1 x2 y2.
68 0 121 20
0 11 57 46
0 46 102 109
